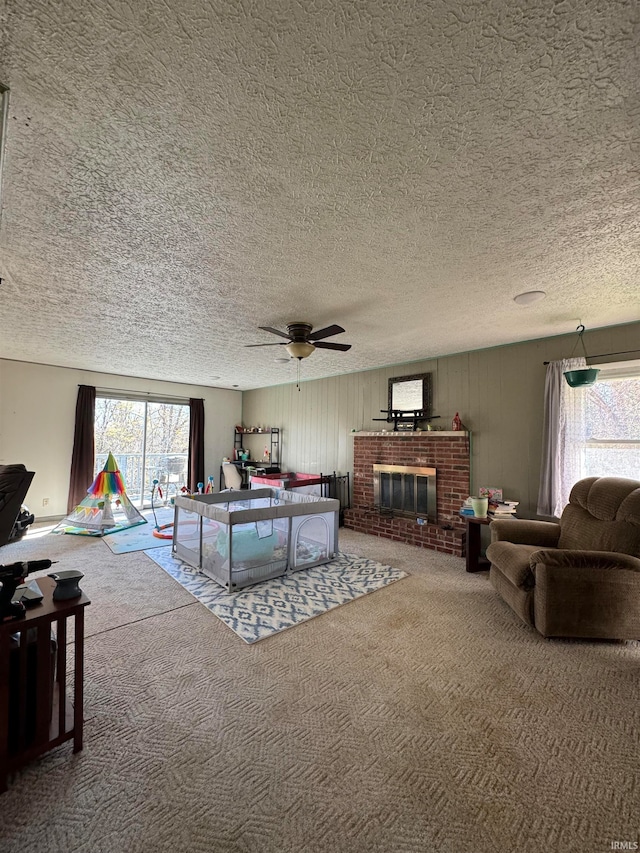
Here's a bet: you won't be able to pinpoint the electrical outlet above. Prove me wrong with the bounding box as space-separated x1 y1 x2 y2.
42 497 49 506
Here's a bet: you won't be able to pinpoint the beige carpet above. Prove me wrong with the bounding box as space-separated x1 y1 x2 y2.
1 527 638 853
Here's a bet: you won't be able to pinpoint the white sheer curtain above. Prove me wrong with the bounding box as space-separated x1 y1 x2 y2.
537 357 590 518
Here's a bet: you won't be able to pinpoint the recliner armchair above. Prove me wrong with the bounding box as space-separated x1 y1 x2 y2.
486 476 640 640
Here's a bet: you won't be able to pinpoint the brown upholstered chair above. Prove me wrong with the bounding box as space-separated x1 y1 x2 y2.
486 477 640 640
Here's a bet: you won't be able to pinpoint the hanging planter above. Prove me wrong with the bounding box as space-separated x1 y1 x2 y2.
564 367 600 387
563 325 600 388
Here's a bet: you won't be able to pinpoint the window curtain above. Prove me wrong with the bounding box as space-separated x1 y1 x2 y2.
67 385 96 513
188 398 205 492
537 357 589 518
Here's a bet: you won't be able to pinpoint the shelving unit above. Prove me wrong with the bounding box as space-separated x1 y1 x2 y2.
372 409 441 432
234 428 280 465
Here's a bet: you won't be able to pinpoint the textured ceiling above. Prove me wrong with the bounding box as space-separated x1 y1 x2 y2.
0 0 638 390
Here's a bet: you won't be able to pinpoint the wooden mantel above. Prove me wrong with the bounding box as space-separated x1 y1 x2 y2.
352 431 469 437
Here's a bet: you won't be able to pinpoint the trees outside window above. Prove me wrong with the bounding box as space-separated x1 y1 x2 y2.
94 397 190 507
538 360 640 518
584 371 640 480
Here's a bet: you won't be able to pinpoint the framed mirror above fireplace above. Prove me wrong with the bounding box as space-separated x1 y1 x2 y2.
388 372 432 414
376 372 436 429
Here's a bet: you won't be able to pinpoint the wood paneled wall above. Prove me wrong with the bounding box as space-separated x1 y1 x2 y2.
242 322 640 517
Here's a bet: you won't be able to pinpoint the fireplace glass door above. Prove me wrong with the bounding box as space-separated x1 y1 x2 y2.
374 465 436 522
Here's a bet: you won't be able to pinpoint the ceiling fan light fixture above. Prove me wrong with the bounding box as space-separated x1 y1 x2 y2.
285 341 315 359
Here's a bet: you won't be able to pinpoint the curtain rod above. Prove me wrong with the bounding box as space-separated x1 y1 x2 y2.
543 349 640 365
88 385 202 402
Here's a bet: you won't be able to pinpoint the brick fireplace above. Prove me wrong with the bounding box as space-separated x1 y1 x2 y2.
343 431 470 556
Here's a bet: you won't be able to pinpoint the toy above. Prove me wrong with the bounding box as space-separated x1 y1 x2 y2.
151 478 178 540
151 478 219 540
53 452 146 536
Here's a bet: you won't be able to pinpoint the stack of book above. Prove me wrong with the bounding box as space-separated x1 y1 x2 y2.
488 500 519 518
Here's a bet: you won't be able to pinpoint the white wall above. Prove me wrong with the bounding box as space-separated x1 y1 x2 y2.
242 322 640 517
0 360 242 518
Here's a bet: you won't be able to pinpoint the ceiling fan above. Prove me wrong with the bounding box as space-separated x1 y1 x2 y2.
245 322 352 359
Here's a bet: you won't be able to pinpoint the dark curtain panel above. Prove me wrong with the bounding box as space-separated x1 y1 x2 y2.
188 398 205 492
67 385 96 513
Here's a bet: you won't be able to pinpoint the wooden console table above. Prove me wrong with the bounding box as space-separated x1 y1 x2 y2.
0 576 90 793
463 514 492 573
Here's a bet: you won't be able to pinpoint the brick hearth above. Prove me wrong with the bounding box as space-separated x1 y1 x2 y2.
343 431 470 556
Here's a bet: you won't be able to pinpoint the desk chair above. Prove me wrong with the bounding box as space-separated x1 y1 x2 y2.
222 463 244 490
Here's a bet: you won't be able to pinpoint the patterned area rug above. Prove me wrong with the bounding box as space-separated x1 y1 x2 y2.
145 546 408 643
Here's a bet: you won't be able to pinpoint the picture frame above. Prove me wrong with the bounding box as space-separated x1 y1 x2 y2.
478 486 503 502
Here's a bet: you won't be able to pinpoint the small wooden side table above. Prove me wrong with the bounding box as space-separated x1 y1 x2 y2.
0 576 90 793
462 514 492 573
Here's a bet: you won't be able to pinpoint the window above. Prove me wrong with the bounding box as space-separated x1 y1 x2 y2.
94 395 190 507
583 363 640 479
558 361 640 513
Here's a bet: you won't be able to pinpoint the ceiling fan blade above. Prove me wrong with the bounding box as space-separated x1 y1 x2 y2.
244 342 287 347
308 324 346 341
258 326 291 340
313 341 352 352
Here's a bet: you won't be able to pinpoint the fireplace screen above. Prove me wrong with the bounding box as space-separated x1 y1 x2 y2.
373 464 436 522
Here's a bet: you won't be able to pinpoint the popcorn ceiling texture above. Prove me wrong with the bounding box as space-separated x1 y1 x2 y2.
0 0 638 389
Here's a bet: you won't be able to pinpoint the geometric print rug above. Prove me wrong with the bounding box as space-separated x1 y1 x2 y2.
144 546 408 644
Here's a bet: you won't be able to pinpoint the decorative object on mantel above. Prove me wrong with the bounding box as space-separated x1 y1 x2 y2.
451 412 462 430
563 324 600 388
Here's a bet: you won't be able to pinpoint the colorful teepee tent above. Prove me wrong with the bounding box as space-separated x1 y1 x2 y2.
54 452 147 536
